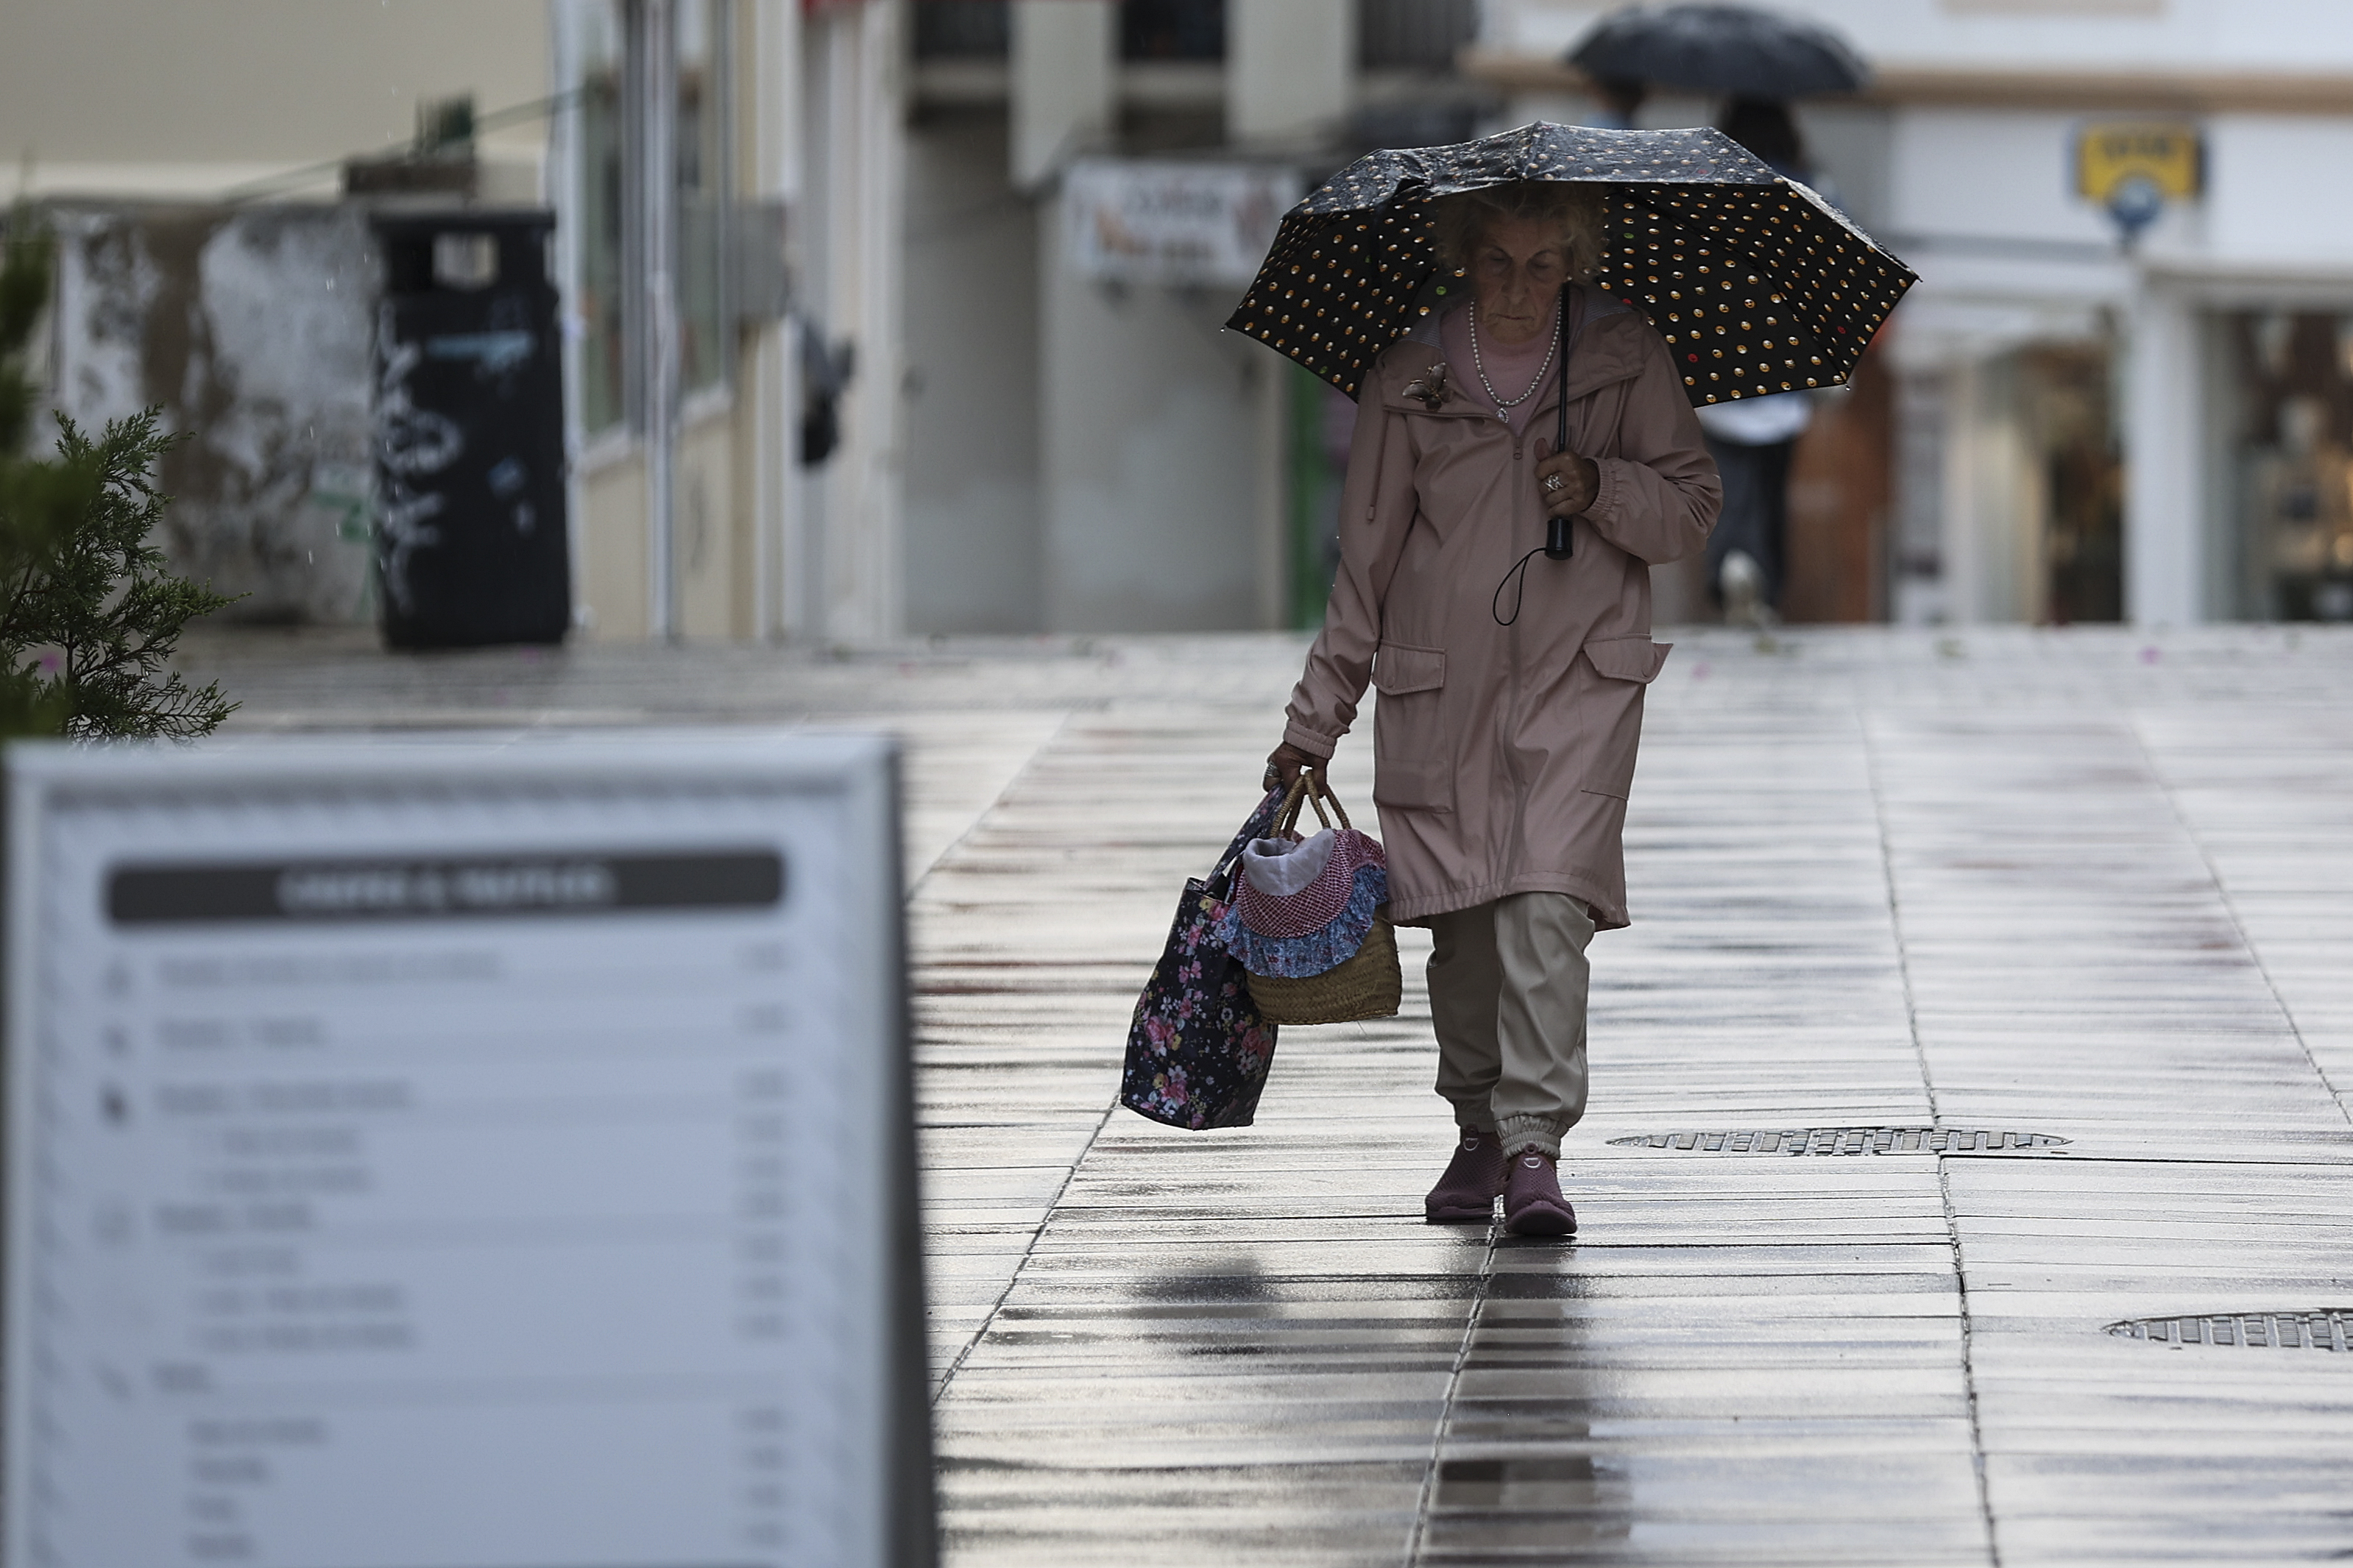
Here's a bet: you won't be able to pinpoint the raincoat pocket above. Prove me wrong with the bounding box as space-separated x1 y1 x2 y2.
1578 637 1670 801
1371 642 1454 813
1583 636 1671 684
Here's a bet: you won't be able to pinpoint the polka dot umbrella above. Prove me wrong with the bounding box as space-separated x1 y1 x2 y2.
1225 121 1915 405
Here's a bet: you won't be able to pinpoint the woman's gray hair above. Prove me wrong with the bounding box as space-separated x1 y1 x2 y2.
1430 182 1606 280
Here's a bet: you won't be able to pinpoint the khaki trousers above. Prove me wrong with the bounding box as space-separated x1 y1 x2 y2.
1424 892 1595 1158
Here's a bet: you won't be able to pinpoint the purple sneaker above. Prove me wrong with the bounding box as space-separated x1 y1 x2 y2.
1503 1148 1577 1237
1424 1127 1505 1223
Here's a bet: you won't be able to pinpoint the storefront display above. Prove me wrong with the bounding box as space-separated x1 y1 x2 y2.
2227 311 2353 622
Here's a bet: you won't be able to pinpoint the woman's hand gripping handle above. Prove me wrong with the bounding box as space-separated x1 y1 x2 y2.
1264 742 1320 796
1533 438 1599 519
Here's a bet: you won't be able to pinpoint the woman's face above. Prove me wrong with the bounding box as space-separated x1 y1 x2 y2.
1470 215 1569 345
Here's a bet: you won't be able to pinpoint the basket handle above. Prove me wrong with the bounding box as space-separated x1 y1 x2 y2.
1275 768 1354 835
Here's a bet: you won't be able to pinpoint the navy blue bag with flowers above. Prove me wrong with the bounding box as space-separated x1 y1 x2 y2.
1119 789 1285 1130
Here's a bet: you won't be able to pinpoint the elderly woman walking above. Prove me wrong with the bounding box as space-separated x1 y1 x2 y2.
1265 181 1721 1236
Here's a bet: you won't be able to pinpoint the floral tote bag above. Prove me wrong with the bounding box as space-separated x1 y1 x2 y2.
1119 788 1285 1130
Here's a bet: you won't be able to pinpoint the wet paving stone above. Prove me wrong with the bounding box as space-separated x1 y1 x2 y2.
199 625 2353 1564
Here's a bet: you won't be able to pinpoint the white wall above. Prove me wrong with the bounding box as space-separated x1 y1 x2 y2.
2207 116 2353 266
903 119 1044 634
1229 0 1354 143
1011 0 1114 188
1890 109 2118 248
1038 199 1271 632
1 0 550 197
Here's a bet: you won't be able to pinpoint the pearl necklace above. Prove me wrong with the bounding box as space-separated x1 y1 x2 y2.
1468 303 1559 422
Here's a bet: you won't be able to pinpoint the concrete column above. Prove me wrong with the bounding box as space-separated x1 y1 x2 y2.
625 0 682 641
1229 0 1353 144
1010 0 1113 190
842 0 906 639
803 0 906 642
746 0 802 641
2124 277 2204 625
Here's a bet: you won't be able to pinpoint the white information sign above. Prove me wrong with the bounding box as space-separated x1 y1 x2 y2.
1064 157 1300 286
4 731 932 1568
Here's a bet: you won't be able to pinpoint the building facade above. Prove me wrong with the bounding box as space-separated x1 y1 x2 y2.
1481 0 2353 628
15 1 2351 637
4 0 901 645
900 0 1485 634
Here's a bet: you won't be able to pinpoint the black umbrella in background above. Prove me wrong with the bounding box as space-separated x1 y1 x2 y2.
1569 4 1868 99
1225 122 1914 407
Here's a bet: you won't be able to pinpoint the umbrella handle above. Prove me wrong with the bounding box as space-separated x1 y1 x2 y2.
1548 285 1587 560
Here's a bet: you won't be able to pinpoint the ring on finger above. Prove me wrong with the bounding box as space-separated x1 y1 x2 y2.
1542 474 1565 493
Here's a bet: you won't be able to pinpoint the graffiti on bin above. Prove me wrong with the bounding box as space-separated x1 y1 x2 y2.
426 330 535 378
373 303 464 614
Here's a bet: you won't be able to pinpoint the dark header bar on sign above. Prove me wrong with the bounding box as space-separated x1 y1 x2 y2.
108 851 785 926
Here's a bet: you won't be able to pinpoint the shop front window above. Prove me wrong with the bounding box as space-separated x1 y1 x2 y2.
2020 344 2123 625
2228 311 2353 622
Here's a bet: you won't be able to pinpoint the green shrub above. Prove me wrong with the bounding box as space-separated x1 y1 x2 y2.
0 216 236 739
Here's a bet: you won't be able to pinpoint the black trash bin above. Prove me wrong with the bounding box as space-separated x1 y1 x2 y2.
370 210 570 648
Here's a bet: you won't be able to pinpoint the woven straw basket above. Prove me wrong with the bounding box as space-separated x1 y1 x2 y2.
1247 912 1401 1024
1240 774 1403 1025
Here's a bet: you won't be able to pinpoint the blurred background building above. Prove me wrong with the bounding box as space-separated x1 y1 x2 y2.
8 0 2353 638
899 0 1485 633
1479 0 2353 628
4 0 896 643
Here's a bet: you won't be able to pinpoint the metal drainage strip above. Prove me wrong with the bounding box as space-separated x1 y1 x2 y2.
2109 1312 2353 1351
1605 1127 2070 1156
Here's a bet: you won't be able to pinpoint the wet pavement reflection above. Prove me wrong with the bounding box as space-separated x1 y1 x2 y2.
190 625 2353 1564
1423 1251 1638 1562
893 630 2353 1564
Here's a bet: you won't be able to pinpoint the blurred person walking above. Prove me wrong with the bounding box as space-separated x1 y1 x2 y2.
1263 182 1721 1235
1696 97 1819 623
1568 7 1872 625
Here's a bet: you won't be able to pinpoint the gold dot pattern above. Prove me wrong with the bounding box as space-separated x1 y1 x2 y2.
1224 124 1917 405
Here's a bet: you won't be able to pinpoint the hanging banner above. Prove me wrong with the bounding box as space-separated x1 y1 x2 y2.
1065 158 1301 287
4 731 933 1568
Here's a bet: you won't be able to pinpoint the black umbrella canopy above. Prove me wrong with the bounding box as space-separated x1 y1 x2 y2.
1570 4 1868 99
1225 122 1914 407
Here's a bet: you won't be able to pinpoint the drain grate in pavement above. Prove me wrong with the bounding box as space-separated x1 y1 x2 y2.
1607 1127 2070 1156
2108 1312 2353 1350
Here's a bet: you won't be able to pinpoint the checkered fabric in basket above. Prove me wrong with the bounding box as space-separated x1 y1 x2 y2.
1219 829 1388 979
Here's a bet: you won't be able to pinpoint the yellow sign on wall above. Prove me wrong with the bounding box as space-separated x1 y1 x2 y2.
2076 121 2203 205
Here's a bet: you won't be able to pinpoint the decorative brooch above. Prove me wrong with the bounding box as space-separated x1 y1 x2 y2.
1401 362 1450 409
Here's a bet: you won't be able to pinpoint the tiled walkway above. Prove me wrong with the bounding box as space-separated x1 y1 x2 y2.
198 624 2353 1564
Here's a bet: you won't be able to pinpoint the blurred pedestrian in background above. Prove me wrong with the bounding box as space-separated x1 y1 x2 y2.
1695 97 1817 625
1264 181 1719 1237
1570 7 1869 626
